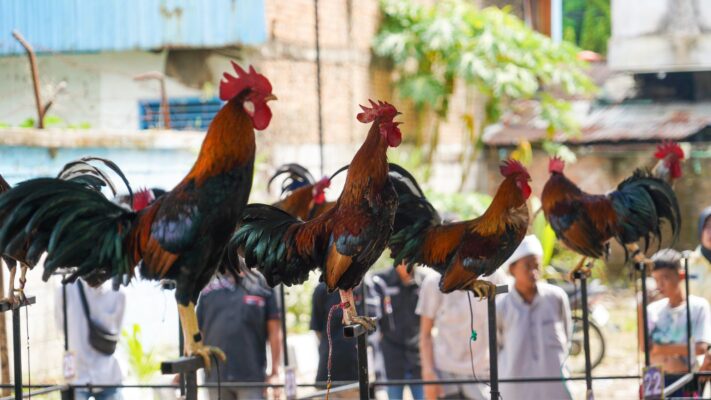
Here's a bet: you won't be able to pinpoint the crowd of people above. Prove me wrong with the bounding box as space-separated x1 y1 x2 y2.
55 207 711 400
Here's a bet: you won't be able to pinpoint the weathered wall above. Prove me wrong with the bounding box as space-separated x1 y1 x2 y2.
609 0 711 72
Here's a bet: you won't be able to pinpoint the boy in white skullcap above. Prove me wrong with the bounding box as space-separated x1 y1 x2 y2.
496 235 573 400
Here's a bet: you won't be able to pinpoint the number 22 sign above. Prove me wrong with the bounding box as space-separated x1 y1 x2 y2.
643 366 664 400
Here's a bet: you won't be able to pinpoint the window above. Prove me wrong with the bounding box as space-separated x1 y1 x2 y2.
138 97 223 130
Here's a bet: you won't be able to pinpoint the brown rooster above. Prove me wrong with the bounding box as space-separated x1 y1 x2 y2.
541 156 681 277
0 62 275 367
231 100 402 330
388 160 531 298
652 141 685 186
268 163 334 220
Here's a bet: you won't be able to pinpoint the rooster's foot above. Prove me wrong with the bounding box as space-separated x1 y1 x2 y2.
186 343 226 371
350 315 376 333
470 280 496 301
568 258 593 281
12 288 26 305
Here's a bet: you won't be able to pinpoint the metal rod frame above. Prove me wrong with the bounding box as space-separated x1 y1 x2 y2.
487 284 508 399
573 271 593 396
637 262 651 367
344 323 370 400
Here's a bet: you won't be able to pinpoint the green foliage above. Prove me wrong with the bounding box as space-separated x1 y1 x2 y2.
563 0 610 54
284 272 319 334
425 190 492 220
15 115 91 129
375 0 596 186
121 324 160 383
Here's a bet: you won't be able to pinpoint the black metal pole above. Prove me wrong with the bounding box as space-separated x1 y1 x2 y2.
185 370 197 400
487 293 500 400
178 313 186 396
684 255 693 374
638 263 651 367
574 271 593 396
313 0 325 176
12 307 21 400
344 323 371 400
62 282 68 352
356 333 369 400
280 285 289 367
61 280 74 400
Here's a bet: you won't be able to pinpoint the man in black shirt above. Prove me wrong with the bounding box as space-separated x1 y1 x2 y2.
197 272 282 400
371 263 425 399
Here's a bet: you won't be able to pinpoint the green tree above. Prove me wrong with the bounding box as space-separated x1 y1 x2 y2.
374 0 596 188
563 0 610 55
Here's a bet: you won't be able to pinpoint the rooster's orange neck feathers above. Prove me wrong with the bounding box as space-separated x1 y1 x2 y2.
478 177 527 224
341 121 389 204
184 100 256 186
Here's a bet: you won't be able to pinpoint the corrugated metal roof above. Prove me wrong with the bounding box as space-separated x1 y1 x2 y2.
484 102 711 146
0 0 266 56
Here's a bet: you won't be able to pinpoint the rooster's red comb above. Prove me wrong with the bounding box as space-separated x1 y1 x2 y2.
654 141 685 160
132 188 155 211
219 62 272 101
500 159 529 178
357 100 400 123
548 157 565 174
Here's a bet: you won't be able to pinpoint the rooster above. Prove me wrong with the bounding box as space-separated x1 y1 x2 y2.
231 100 402 330
268 163 333 220
389 160 531 298
541 156 681 276
0 157 135 304
0 62 275 367
652 141 685 186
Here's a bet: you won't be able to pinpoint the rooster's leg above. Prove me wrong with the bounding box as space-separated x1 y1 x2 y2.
626 243 652 265
470 279 496 301
568 257 592 281
3 264 18 305
14 263 28 303
338 289 376 332
177 302 226 370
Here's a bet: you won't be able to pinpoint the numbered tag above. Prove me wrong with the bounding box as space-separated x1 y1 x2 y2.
63 351 76 381
284 366 297 400
643 366 664 400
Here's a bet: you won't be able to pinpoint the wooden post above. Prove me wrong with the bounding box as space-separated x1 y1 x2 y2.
134 72 171 129
11 31 45 128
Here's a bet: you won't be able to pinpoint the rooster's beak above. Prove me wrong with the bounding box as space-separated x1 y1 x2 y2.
265 94 278 102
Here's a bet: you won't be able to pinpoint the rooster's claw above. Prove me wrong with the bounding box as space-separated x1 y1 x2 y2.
351 316 376 333
187 345 226 371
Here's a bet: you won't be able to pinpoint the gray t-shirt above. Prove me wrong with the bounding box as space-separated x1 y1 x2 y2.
415 269 506 377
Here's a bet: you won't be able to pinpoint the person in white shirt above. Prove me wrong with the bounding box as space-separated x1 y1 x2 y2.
641 248 711 397
497 235 573 400
417 268 506 400
55 279 125 400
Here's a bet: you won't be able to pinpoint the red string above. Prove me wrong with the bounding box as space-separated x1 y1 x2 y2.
325 302 347 400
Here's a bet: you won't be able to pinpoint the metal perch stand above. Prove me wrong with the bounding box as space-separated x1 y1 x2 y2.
487 284 509 399
0 296 36 400
572 269 594 398
161 356 204 400
343 322 374 400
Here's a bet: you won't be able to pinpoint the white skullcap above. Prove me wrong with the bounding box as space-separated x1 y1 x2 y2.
500 235 543 271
